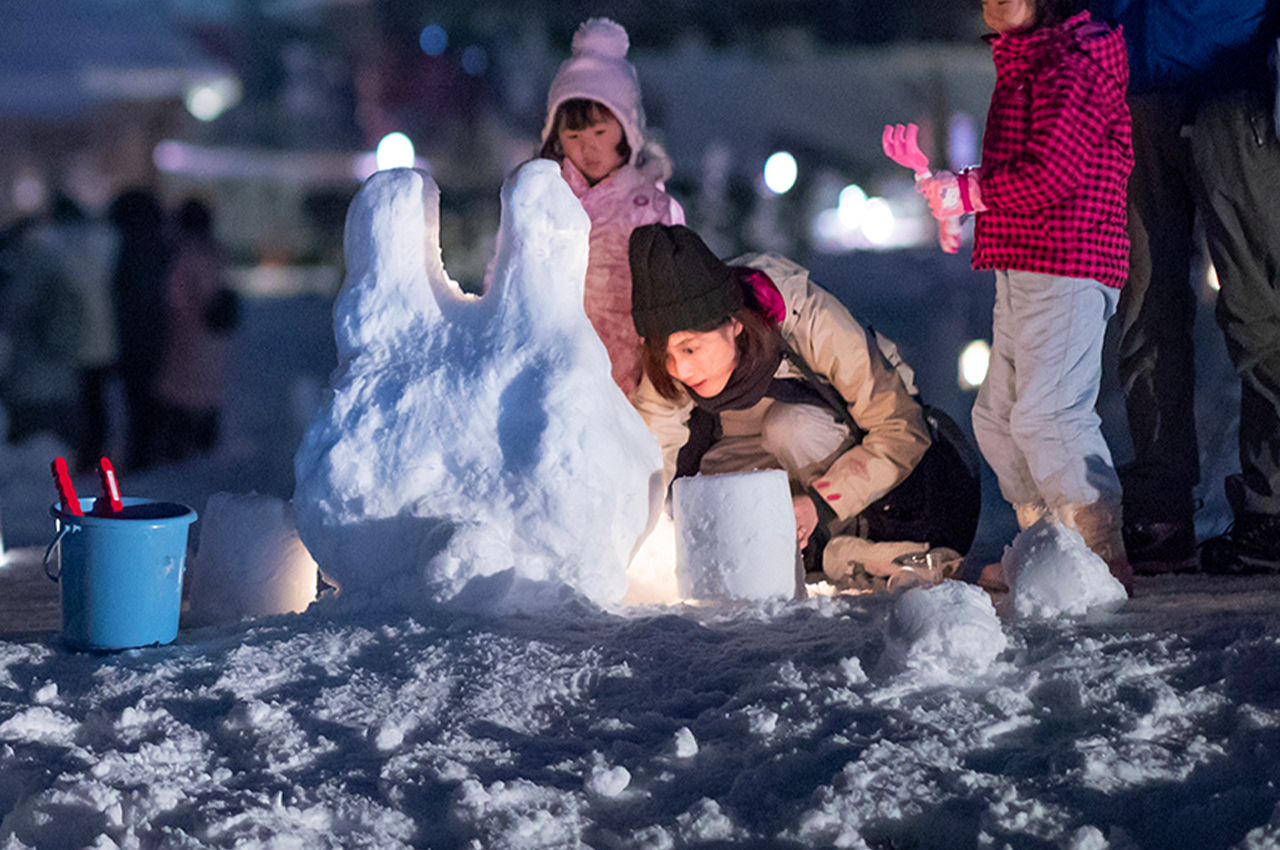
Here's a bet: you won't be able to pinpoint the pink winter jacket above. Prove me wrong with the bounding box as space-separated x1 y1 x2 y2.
560 157 684 397
972 11 1133 288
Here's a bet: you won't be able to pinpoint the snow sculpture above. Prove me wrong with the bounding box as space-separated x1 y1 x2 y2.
292 162 663 610
1003 517 1127 619
185 492 318 625
671 470 799 600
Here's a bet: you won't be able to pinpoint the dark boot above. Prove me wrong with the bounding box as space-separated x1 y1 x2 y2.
1123 517 1198 574
1200 514 1280 574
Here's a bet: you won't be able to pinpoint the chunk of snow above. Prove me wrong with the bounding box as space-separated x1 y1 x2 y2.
586 763 631 798
1003 518 1127 619
672 470 798 601
885 580 1007 681
674 726 698 758
184 492 318 626
292 163 662 611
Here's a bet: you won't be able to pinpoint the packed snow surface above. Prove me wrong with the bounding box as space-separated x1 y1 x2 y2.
5 564 1280 849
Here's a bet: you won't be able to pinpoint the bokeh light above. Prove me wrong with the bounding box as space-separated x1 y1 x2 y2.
837 184 867 229
959 339 991 390
376 132 416 171
763 151 797 195
419 24 448 56
860 197 895 245
184 77 242 122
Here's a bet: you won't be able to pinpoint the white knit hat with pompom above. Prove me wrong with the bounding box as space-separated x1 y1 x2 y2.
541 18 646 164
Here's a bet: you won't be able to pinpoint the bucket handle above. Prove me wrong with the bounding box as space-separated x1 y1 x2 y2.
43 523 75 582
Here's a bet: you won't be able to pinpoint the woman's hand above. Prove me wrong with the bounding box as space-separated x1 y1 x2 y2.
793 494 819 550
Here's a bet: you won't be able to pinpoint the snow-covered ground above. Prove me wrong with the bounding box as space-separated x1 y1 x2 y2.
4 537 1280 850
0 170 1264 848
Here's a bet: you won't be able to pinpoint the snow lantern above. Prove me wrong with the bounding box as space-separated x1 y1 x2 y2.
672 470 800 601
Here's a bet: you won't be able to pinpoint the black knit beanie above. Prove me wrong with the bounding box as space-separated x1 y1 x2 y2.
630 224 743 340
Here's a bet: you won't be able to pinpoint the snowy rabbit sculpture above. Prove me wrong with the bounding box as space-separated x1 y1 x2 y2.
293 162 663 611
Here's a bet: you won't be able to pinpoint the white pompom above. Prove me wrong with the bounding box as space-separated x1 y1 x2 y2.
572 18 630 60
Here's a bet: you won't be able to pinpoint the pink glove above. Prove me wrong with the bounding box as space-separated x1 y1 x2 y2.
919 169 985 219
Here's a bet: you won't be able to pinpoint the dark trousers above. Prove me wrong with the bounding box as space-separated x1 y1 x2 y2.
75 366 113 473
1191 89 1280 517
1116 93 1201 521
1120 88 1280 521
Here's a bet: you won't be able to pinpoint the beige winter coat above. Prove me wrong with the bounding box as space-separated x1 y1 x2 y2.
632 253 930 522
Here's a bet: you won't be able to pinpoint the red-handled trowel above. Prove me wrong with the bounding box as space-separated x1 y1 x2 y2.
51 457 83 516
95 457 124 515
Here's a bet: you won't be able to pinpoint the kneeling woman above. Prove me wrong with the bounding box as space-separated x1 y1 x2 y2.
628 224 978 585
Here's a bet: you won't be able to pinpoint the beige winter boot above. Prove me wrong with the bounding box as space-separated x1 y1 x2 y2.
1057 500 1134 596
979 501 1050 592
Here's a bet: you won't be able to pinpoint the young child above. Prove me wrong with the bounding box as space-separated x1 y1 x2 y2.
914 0 1134 591
539 18 684 398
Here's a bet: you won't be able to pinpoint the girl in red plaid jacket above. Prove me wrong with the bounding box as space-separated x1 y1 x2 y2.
919 0 1135 592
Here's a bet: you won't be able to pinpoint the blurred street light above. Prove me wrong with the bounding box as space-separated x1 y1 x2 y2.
185 76 243 122
376 133 416 171
763 151 797 195
959 339 991 390
861 197 895 246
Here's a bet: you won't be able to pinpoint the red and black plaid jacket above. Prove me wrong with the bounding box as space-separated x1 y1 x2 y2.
972 11 1133 289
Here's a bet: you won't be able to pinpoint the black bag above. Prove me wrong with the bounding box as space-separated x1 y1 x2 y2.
203 287 241 333
860 404 981 554
778 341 982 554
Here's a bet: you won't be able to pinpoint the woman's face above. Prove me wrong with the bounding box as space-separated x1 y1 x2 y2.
982 0 1034 33
664 319 742 398
559 113 626 184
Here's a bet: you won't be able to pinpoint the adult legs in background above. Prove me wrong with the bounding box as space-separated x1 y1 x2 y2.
75 365 113 473
1116 92 1201 569
119 365 162 472
1191 89 1280 572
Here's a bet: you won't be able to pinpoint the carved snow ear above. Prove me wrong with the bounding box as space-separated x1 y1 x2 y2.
488 159 591 322
334 168 458 361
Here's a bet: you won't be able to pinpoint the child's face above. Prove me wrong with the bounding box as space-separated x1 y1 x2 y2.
982 0 1034 33
559 113 627 184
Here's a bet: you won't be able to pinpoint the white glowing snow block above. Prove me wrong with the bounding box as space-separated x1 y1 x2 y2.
185 492 318 625
1004 517 1127 619
623 511 679 606
672 470 798 601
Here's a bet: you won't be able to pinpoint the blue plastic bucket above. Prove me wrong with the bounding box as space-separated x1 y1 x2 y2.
45 497 197 650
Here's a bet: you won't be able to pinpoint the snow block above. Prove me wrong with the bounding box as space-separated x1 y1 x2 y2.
185 492 318 626
292 163 663 611
672 470 798 601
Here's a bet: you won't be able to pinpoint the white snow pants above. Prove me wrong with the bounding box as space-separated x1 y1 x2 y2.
972 270 1122 512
